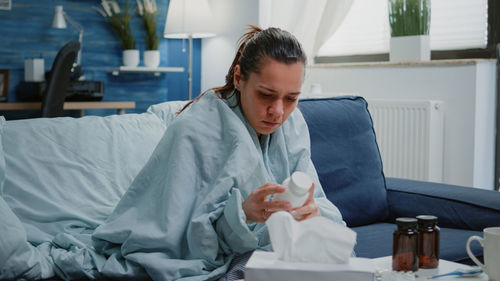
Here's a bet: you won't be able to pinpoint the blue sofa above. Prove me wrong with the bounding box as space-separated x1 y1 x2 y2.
299 96 500 264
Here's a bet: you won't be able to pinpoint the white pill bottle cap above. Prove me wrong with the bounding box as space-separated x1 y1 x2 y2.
276 171 312 208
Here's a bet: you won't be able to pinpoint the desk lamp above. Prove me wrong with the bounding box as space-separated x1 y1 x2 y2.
163 0 215 100
52 5 84 78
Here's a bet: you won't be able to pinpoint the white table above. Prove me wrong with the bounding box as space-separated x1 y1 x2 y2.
241 253 488 281
373 256 488 280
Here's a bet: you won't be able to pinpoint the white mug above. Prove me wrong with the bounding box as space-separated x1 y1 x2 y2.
466 227 500 281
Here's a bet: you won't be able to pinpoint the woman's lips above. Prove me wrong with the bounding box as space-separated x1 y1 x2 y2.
262 121 280 128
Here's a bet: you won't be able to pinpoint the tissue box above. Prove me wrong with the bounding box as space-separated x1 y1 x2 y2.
245 251 375 281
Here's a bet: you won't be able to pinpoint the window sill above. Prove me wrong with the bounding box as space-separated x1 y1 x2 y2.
310 58 496 69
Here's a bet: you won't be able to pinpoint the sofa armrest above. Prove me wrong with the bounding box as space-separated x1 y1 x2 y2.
386 178 500 230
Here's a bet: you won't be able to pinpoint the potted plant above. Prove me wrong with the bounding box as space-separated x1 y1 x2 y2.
137 0 160 67
388 0 431 62
94 0 139 67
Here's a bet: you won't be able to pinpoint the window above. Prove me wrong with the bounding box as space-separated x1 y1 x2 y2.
318 0 390 57
316 0 497 62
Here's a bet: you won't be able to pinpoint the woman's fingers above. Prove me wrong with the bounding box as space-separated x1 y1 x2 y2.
243 181 320 223
243 182 291 223
263 200 292 212
295 212 314 222
290 203 316 216
306 182 315 201
288 183 320 220
253 183 286 200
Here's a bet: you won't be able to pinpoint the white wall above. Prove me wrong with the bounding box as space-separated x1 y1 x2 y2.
473 62 497 189
201 0 259 91
302 61 497 189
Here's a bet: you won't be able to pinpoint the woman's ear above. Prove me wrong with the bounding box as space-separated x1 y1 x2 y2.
233 65 241 89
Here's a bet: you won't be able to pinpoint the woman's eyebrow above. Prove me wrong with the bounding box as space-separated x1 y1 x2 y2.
257 85 277 93
257 85 301 95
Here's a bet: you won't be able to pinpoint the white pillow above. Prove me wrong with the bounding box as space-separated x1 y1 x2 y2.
1 113 166 244
147 100 189 126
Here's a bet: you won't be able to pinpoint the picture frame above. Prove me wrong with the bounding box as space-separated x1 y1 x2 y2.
0 69 9 102
0 0 11 10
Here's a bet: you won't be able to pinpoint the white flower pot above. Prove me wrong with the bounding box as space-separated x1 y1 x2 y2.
123 49 140 67
144 50 160 67
390 35 430 62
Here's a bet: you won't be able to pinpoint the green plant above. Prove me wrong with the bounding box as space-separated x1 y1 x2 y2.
137 0 159 50
388 0 430 37
93 0 136 49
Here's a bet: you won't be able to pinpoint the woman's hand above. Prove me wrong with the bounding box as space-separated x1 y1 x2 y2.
289 183 320 221
242 183 292 223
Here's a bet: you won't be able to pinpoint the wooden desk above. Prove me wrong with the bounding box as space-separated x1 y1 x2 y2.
0 101 135 116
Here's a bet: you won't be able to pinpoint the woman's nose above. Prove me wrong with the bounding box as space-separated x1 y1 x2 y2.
268 99 284 117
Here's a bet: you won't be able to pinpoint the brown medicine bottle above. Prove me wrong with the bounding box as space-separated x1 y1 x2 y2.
393 217 419 272
417 215 440 269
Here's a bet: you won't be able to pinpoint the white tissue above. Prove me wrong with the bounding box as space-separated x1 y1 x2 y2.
266 211 356 264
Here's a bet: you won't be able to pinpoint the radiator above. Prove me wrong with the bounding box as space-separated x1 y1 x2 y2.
367 99 444 182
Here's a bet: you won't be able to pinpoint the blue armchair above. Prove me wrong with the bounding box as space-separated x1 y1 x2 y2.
298 96 500 264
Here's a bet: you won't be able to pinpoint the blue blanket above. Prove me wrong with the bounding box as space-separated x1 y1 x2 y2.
0 91 343 280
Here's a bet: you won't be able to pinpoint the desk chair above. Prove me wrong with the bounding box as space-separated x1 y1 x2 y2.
41 40 80 118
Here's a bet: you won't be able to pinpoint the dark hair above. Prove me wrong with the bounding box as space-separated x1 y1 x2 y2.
214 25 307 97
179 25 306 112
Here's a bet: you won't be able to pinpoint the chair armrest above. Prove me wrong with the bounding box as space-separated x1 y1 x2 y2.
386 178 500 230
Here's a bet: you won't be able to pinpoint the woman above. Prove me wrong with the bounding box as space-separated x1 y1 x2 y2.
91 26 344 281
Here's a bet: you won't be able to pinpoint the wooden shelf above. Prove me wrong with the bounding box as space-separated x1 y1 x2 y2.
109 66 185 76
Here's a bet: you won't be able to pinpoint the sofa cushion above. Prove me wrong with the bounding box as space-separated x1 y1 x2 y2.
386 177 500 230
1 113 166 243
353 222 483 264
299 96 388 226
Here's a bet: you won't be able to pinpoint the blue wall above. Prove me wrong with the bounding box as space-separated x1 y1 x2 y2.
0 0 201 119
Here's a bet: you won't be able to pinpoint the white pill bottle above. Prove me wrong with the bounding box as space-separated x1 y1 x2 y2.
274 171 312 208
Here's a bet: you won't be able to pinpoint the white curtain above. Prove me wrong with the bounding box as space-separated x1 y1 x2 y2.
318 0 488 57
259 0 354 62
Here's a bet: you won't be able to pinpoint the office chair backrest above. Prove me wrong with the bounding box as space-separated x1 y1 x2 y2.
41 40 80 118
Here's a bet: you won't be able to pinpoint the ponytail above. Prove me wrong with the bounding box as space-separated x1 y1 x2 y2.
212 25 263 97
178 25 263 113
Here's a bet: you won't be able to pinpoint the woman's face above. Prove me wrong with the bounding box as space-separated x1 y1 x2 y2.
234 59 304 136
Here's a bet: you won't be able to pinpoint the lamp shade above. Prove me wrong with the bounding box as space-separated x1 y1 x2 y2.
163 0 216 39
52 5 67 29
